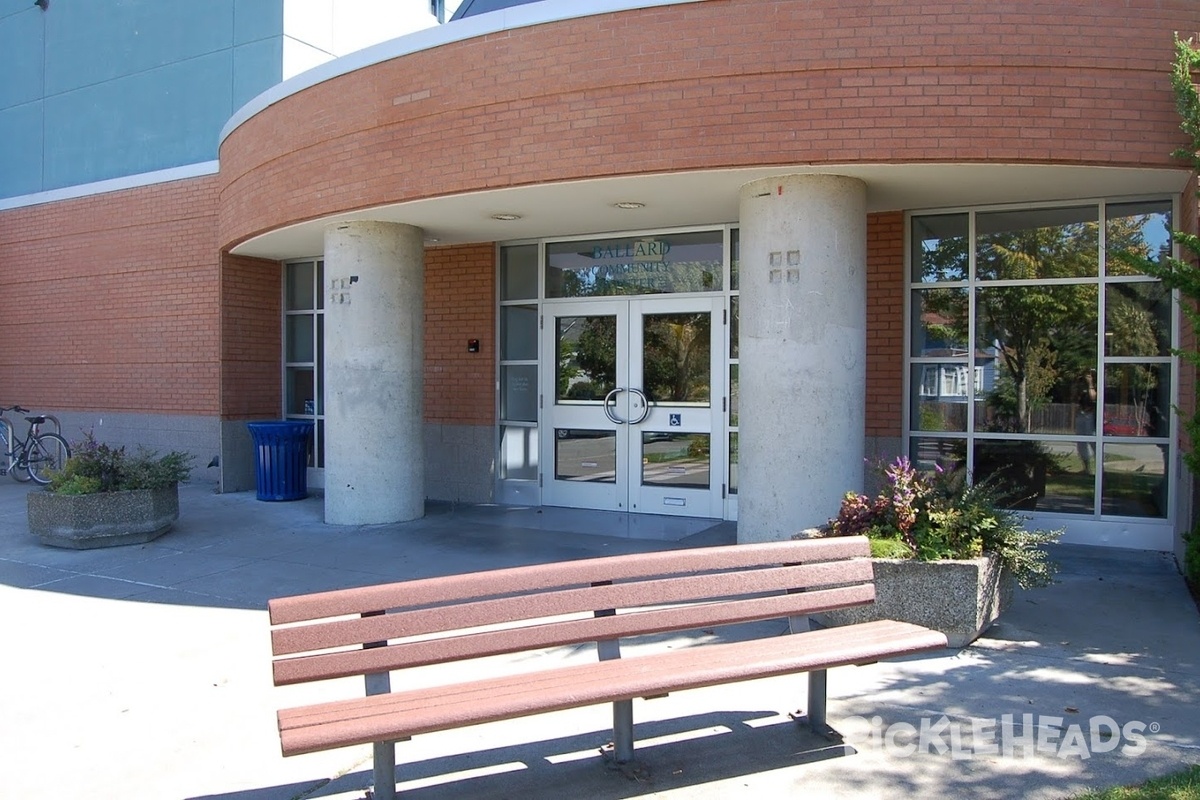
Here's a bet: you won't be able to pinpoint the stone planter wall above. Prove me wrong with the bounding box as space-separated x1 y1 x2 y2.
813 553 1012 648
28 485 180 549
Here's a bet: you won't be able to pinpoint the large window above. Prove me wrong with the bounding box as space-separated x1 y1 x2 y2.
285 260 324 468
498 244 539 482
909 201 1173 519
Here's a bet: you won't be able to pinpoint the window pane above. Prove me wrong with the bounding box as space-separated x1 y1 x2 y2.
728 432 738 494
912 288 969 356
316 315 324 399
556 316 616 402
287 261 315 310
286 315 314 363
315 419 324 468
501 365 538 422
501 244 538 301
1103 364 1169 438
731 228 740 291
974 285 1097 434
1105 282 1170 357
316 261 324 310
546 230 722 297
501 304 538 361
1101 442 1168 517
642 433 710 489
286 368 315 416
1106 201 1172 276
729 364 739 426
974 439 1094 514
642 312 710 404
911 214 968 283
500 425 538 480
910 364 969 432
730 296 739 359
976 206 1099 280
555 430 616 482
909 436 966 473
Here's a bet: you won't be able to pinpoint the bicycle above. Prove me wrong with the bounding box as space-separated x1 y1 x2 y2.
0 406 71 485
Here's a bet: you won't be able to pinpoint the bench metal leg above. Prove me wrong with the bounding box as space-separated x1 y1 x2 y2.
612 699 635 763
808 669 828 731
372 741 396 800
805 669 841 741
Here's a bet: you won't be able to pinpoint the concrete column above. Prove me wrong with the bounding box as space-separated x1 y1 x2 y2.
323 221 425 524
737 175 867 542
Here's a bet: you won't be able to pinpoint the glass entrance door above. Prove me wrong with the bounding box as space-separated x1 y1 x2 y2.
542 297 725 517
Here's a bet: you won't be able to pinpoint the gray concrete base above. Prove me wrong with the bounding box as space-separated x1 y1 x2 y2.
38 410 222 486
27 485 179 549
815 554 1011 647
425 422 495 504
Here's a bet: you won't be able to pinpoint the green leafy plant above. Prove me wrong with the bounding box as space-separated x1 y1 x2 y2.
48 431 193 495
829 456 1062 588
1117 36 1200 593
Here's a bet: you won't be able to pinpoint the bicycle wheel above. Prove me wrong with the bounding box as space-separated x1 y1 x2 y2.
0 420 12 478
26 433 70 485
10 441 32 482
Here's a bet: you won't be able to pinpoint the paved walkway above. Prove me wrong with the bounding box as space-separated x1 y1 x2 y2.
1 480 1197 799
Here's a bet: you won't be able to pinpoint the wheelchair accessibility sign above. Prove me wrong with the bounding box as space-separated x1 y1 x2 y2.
669 413 682 427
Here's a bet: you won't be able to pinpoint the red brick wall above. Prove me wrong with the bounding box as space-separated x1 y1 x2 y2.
220 253 282 419
0 176 221 414
866 211 906 438
424 243 496 425
218 0 1198 250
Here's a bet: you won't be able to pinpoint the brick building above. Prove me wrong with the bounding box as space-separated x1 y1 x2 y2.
2 0 1197 558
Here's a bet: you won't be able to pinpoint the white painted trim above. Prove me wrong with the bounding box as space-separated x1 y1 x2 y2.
0 161 220 211
219 0 707 145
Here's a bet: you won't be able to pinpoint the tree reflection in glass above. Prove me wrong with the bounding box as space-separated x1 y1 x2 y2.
642 313 711 404
556 316 616 402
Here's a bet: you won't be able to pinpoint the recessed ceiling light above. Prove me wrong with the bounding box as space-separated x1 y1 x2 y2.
490 213 522 221
613 201 645 210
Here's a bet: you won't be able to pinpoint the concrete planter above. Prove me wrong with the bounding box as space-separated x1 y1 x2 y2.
814 553 1012 647
28 485 180 549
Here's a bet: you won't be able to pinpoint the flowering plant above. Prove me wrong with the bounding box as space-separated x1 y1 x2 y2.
829 457 1061 588
48 430 193 495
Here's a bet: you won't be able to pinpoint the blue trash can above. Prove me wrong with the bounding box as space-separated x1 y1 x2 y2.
247 421 314 501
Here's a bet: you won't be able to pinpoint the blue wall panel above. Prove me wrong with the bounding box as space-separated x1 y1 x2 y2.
235 0 283 46
42 50 235 190
0 103 45 197
0 0 285 199
0 7 45 108
233 38 283 113
45 0 235 94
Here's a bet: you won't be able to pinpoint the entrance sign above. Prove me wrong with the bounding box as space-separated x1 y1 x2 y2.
546 230 723 298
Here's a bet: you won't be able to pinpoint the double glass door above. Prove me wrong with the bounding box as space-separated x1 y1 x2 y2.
541 297 725 517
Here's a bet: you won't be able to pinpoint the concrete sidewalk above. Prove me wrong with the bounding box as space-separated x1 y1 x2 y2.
0 479 1197 799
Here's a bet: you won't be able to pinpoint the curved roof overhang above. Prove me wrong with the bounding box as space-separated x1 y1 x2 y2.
229 162 1189 261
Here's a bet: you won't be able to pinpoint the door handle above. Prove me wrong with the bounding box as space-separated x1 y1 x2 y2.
628 388 650 425
603 388 626 424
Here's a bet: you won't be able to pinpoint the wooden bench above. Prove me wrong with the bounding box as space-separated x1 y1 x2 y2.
268 535 948 799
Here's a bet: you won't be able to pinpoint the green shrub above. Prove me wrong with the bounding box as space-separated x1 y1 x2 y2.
49 431 193 494
1185 526 1200 590
829 456 1062 589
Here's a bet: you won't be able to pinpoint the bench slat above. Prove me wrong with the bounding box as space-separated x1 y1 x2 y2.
273 583 875 685
271 559 874 656
277 619 947 756
268 538 870 624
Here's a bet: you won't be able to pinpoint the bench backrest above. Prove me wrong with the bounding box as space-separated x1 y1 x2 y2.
269 536 873 687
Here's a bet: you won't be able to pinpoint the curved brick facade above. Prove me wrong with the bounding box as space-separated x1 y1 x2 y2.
217 0 1195 250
